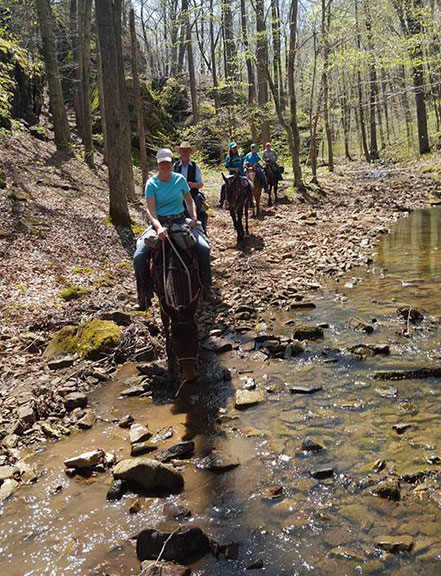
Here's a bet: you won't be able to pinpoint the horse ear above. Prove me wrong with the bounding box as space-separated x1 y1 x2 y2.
221 173 228 184
160 297 178 319
189 290 201 314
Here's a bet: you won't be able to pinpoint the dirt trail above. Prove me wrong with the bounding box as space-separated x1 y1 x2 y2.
0 129 440 446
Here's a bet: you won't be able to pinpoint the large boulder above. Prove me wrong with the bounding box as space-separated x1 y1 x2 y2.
44 320 121 360
112 458 183 493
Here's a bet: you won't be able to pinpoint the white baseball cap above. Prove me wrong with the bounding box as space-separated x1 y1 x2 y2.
156 148 173 163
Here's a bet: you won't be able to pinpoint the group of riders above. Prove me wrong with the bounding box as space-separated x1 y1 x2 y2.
133 140 283 312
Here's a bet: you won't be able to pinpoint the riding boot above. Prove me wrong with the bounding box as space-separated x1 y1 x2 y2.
137 290 152 312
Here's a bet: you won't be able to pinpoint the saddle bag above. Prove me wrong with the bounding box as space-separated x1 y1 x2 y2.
142 226 161 250
169 220 197 250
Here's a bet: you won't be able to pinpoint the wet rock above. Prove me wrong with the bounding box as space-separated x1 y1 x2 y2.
129 424 152 444
136 526 210 562
0 478 20 501
292 326 324 341
284 341 305 358
140 561 191 576
246 558 264 570
217 541 239 560
133 347 156 362
328 547 365 561
47 356 75 370
400 467 433 484
349 317 374 333
197 451 240 472
131 441 157 457
129 498 143 514
301 437 324 452
113 458 184 492
373 367 441 380
64 449 105 469
350 344 390 358
151 427 174 443
393 423 412 434
290 302 316 310
164 502 192 519
137 362 167 377
120 384 148 397
64 392 87 411
372 479 401 501
201 337 232 353
235 390 264 409
375 535 413 553
156 441 195 463
17 404 36 427
106 479 127 501
375 386 398 398
397 306 424 324
78 411 95 430
118 414 134 428
290 385 323 395
310 466 334 480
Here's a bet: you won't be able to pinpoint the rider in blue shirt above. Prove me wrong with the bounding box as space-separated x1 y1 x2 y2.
244 144 268 190
224 141 245 175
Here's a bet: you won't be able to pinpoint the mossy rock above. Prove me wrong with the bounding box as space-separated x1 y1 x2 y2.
59 285 89 301
77 320 121 360
44 325 79 358
45 320 121 360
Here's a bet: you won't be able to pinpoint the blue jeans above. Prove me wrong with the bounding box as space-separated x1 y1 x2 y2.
133 221 212 299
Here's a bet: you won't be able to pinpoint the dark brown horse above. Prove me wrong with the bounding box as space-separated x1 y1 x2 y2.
152 236 201 383
221 173 253 243
265 162 281 206
245 167 262 216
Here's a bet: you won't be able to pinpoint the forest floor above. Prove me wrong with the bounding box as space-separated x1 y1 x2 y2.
1 127 441 453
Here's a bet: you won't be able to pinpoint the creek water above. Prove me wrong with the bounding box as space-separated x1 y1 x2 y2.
1 207 441 575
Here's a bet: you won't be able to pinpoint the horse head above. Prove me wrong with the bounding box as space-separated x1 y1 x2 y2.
160 291 200 382
221 172 240 210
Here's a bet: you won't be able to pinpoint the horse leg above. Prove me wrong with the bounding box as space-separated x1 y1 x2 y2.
245 200 250 236
237 204 244 241
230 208 240 243
267 180 273 207
161 311 177 379
274 180 278 204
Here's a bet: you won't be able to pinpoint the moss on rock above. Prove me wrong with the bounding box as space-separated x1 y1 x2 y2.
44 320 121 360
44 325 79 358
77 320 121 359
59 285 89 301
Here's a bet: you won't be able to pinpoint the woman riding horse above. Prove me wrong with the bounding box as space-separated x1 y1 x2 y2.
133 148 214 380
220 141 251 208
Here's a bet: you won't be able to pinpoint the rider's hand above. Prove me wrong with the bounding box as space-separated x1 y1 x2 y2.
189 218 197 229
157 226 167 241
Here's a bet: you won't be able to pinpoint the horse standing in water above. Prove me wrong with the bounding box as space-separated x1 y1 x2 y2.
221 173 253 243
245 167 262 216
265 163 281 206
152 235 201 384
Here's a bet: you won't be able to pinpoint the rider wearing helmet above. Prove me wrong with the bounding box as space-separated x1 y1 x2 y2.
244 143 268 190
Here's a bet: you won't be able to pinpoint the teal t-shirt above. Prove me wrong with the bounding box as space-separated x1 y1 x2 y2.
145 172 190 216
245 151 261 166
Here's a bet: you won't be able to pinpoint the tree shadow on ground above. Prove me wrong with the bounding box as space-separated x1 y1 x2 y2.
115 225 136 257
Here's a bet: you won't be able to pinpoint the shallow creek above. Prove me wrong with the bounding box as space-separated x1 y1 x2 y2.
1 207 441 575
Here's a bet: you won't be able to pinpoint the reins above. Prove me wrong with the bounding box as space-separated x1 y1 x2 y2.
162 232 193 307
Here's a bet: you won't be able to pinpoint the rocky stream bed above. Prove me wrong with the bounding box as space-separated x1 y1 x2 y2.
1 131 441 574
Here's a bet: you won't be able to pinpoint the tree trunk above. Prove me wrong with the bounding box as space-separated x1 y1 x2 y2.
78 0 94 168
70 0 82 136
405 0 430 154
240 0 258 142
95 0 131 227
321 0 334 171
182 0 198 124
256 0 270 145
209 0 220 110
287 0 304 189
355 0 369 162
35 0 71 153
112 0 135 201
96 43 108 163
129 8 148 190
363 0 379 160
